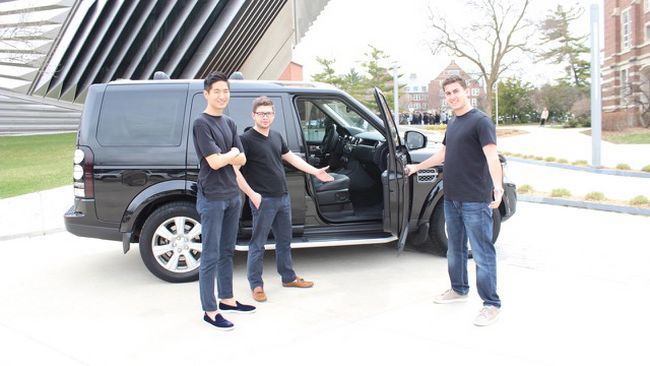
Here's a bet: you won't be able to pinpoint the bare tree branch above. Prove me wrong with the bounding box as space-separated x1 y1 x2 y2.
427 0 532 117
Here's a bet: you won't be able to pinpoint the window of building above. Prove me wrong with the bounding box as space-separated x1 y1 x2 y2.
646 0 650 13
645 23 650 42
471 88 480 96
620 68 630 103
470 98 477 107
622 8 632 50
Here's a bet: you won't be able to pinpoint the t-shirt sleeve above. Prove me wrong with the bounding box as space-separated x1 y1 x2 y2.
442 131 447 146
193 119 221 157
477 116 497 147
280 134 289 154
230 119 244 152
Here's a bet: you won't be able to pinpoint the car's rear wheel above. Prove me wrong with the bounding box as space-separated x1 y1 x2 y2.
425 202 501 255
139 202 201 283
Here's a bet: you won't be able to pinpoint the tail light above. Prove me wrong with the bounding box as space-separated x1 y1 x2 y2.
73 146 94 198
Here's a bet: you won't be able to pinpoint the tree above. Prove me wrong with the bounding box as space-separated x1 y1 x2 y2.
538 4 590 88
427 0 533 117
496 78 536 124
360 45 400 107
312 57 344 88
534 82 581 123
311 45 405 110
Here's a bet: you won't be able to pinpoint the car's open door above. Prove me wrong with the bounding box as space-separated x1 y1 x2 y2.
374 87 411 253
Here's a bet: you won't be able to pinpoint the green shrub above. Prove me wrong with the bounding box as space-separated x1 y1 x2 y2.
584 192 605 201
558 158 569 164
544 156 556 162
572 160 588 166
523 154 534 159
616 163 631 170
534 156 544 160
517 184 534 194
629 195 650 206
641 165 650 173
551 188 571 197
511 152 522 157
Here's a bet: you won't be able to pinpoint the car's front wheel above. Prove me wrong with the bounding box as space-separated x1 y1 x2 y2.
139 202 202 283
425 202 501 255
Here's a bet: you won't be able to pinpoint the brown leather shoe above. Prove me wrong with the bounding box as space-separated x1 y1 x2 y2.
252 287 267 302
282 277 314 288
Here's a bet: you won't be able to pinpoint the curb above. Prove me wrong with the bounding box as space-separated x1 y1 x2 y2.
507 157 650 178
519 195 650 216
0 228 66 242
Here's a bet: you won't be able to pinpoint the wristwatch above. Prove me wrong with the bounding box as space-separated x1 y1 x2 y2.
493 187 504 193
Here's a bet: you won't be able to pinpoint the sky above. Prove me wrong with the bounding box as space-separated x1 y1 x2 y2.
293 0 602 87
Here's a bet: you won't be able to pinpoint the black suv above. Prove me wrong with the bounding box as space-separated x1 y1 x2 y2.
64 78 517 282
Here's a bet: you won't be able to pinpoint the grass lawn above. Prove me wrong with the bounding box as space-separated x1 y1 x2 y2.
583 127 650 144
0 133 76 198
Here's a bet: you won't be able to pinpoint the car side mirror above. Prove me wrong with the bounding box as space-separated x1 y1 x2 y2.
404 130 427 150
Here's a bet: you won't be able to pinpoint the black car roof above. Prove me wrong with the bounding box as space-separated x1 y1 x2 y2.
107 79 341 95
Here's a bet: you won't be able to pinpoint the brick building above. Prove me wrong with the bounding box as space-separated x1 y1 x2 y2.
603 0 650 129
428 61 485 115
401 73 429 113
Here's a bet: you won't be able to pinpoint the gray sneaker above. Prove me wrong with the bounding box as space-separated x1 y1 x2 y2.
473 305 500 326
433 289 469 304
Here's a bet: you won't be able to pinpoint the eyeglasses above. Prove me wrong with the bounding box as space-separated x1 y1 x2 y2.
254 112 274 117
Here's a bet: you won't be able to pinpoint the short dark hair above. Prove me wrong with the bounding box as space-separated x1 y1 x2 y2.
252 96 274 112
204 71 229 91
442 75 467 90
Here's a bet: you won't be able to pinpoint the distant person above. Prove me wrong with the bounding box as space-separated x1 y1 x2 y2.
193 71 256 331
405 74 504 326
540 107 549 127
423 112 431 125
235 96 334 302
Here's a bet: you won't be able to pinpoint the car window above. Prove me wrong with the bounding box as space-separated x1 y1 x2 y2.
97 84 187 146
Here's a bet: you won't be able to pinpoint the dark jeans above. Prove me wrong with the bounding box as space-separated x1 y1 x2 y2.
444 199 501 308
196 189 242 312
247 193 297 289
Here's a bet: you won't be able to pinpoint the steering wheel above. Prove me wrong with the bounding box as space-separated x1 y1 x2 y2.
320 121 339 158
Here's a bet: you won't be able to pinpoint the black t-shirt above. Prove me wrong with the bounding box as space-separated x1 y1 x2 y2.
442 109 496 202
240 128 289 197
192 113 244 200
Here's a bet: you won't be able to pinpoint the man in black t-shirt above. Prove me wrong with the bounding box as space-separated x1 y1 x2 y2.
234 96 333 302
193 72 255 331
405 75 504 327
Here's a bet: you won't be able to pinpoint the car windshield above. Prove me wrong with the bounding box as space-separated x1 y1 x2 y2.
315 99 376 132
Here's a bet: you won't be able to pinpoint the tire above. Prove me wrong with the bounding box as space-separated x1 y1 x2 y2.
425 202 502 255
139 201 202 283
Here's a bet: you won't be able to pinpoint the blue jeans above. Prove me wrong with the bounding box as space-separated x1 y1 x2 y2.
247 194 297 289
196 189 242 312
444 199 501 308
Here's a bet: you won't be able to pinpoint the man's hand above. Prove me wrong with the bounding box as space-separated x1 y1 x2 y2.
404 164 418 176
314 166 334 182
250 191 262 209
489 187 504 209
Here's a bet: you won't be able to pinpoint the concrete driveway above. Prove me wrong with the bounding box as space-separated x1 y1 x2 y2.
1 202 648 365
